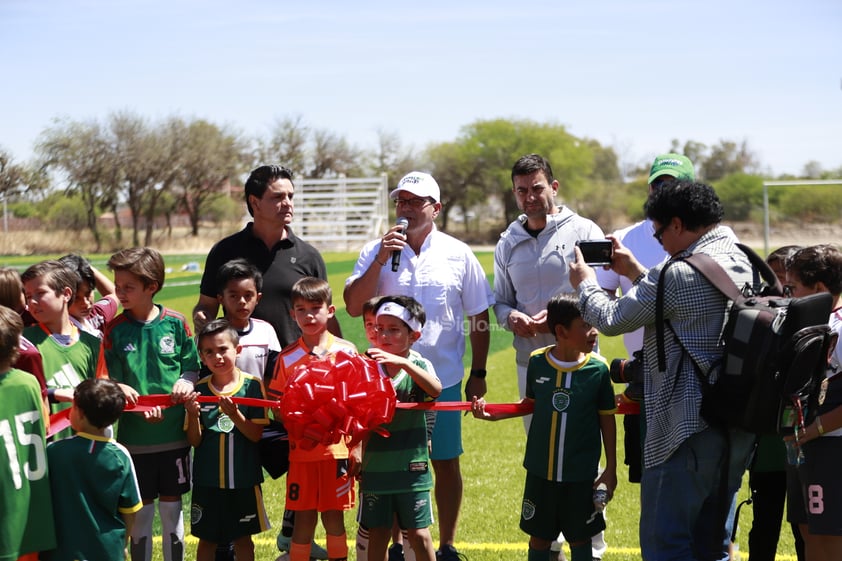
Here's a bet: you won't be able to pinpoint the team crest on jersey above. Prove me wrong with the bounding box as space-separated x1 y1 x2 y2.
290 257 297 264
159 336 176 355
217 413 235 433
191 503 203 524
552 390 571 412
522 499 536 520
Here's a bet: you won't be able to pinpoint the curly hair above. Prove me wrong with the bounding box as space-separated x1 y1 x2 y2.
644 180 724 231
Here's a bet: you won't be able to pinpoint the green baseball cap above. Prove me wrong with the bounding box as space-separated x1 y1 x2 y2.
648 153 695 184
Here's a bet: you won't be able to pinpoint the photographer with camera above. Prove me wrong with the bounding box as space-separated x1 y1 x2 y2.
570 180 756 561
597 154 696 483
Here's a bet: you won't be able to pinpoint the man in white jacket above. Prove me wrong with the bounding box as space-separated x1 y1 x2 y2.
492 153 605 560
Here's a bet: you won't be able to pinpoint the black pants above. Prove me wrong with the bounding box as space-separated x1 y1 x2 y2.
747 469 805 561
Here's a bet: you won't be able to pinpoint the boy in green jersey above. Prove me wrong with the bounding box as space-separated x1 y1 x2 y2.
358 295 442 561
47 378 143 561
0 304 56 560
185 319 270 561
472 294 617 561
21 261 100 438
97 247 200 561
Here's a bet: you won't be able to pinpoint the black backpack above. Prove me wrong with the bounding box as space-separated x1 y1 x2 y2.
656 244 834 435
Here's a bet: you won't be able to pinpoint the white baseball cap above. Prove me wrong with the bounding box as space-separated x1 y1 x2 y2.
389 171 440 203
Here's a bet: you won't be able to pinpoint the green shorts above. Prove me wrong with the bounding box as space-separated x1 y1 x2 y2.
357 490 434 530
520 473 605 542
190 485 271 542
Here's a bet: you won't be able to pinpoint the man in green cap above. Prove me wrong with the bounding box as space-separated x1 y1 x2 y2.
595 153 695 485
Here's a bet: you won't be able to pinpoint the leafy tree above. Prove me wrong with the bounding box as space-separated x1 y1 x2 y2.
257 115 309 174
309 129 366 178
424 119 620 229
700 140 759 181
371 128 418 186
170 117 248 236
777 184 842 222
36 119 116 251
712 173 764 221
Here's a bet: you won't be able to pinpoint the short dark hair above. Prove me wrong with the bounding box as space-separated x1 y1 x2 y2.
215 258 263 295
291 277 332 306
107 247 165 294
511 154 555 185
644 181 724 231
375 295 426 328
58 254 94 291
766 245 802 268
197 318 240 349
21 260 80 304
244 165 294 216
361 296 382 317
0 305 22 367
73 378 126 429
786 244 842 295
546 294 582 335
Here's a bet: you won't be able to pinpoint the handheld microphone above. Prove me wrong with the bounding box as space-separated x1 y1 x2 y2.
391 217 409 272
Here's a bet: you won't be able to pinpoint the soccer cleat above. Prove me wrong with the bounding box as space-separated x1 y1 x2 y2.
436 544 468 561
388 543 405 561
275 535 328 560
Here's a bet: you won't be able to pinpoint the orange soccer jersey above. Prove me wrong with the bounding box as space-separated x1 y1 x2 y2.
268 333 357 463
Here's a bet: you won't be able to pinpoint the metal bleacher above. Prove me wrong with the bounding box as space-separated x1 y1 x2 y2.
290 174 389 252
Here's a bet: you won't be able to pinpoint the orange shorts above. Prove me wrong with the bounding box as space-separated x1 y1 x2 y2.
286 458 355 512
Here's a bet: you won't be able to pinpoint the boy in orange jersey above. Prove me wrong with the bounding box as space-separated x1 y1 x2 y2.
266 277 358 561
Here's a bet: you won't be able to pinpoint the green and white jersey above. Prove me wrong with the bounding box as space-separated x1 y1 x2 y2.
190 370 269 489
524 347 615 483
360 350 436 494
23 325 99 425
97 306 200 452
0 368 56 560
47 432 142 561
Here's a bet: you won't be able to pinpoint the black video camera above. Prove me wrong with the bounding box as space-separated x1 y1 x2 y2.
610 349 644 402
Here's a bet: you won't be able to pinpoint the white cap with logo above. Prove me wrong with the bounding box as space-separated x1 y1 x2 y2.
389 171 440 202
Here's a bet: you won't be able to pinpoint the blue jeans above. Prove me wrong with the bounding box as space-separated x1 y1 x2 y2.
640 427 755 561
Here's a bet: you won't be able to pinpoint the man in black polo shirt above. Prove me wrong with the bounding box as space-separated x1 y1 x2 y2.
193 164 338 561
193 164 339 347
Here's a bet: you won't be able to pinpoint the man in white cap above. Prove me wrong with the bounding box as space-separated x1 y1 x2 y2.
345 171 493 561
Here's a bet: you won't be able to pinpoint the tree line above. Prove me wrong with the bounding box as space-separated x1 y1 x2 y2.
1 112 840 250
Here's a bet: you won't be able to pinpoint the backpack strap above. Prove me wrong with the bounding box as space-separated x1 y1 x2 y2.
655 253 741 372
736 243 784 297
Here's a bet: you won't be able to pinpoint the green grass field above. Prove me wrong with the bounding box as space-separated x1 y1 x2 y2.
1 252 798 560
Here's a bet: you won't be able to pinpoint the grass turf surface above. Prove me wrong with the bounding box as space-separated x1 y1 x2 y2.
1 251 798 560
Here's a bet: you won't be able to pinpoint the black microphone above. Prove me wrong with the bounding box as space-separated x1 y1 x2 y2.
391 217 408 272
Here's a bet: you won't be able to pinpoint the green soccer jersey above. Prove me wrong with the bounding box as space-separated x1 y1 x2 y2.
0 368 56 560
23 325 99 426
98 306 200 452
190 370 269 489
360 351 435 494
47 432 142 561
524 347 616 482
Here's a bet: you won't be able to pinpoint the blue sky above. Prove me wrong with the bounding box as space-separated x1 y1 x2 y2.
2 0 840 177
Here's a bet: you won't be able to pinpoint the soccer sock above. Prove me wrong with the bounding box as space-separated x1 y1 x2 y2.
159 500 185 561
355 525 369 561
402 530 417 561
130 503 154 561
290 541 311 561
528 548 555 561
569 541 592 561
282 508 296 538
326 532 348 560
